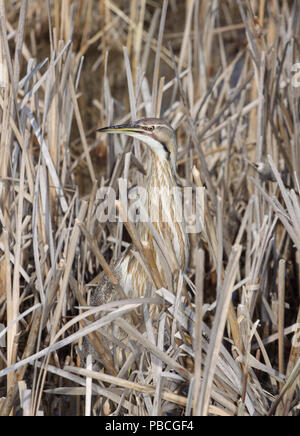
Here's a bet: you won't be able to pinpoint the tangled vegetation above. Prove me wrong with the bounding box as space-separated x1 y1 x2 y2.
0 0 299 416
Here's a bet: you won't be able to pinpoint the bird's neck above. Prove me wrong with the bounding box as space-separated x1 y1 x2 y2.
145 152 189 272
146 153 182 224
147 152 177 192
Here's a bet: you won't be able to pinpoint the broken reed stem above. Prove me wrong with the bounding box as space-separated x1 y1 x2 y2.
278 259 286 388
193 248 204 415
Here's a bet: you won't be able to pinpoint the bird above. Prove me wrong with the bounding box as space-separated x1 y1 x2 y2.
83 118 189 367
94 118 189 301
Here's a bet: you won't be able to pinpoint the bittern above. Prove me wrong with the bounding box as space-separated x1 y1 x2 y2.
82 118 190 368
91 118 189 307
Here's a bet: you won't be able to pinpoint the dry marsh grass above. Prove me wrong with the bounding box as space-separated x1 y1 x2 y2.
0 0 299 416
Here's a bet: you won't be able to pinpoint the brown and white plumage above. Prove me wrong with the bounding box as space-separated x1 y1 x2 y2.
93 118 189 303
84 119 189 366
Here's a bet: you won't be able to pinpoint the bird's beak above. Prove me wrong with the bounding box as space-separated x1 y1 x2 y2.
97 122 159 162
97 122 144 135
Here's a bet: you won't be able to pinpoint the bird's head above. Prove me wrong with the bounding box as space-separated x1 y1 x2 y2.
97 118 178 174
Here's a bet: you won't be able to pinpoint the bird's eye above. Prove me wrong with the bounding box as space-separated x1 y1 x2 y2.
143 126 154 132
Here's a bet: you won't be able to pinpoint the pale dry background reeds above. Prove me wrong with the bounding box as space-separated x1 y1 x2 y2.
0 0 299 416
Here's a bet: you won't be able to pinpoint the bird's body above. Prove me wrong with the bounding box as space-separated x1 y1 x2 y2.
86 119 189 364
93 118 189 303
115 148 189 298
